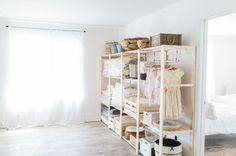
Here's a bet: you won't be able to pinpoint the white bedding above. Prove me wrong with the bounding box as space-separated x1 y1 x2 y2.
205 95 236 135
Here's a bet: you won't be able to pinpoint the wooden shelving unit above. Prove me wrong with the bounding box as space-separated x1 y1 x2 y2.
100 45 196 156
100 52 124 138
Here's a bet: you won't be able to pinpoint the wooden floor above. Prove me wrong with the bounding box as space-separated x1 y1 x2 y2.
0 122 137 156
205 134 236 156
3 122 235 156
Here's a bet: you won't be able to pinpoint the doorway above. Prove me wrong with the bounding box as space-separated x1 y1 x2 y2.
204 13 236 156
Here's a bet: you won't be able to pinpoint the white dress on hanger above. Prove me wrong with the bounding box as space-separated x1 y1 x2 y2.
164 68 184 120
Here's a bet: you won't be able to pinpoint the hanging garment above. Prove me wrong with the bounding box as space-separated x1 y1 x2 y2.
145 66 160 105
145 65 184 120
164 68 184 120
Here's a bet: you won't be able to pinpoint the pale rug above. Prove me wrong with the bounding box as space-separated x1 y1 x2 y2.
205 134 236 156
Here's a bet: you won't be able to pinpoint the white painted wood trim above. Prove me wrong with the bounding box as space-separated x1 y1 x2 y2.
159 46 165 156
195 19 208 156
136 49 141 154
120 53 123 138
108 54 111 122
196 11 236 156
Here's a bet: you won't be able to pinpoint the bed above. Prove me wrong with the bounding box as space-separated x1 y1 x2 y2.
205 94 236 135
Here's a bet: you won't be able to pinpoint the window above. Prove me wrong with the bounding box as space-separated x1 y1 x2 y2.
4 28 85 129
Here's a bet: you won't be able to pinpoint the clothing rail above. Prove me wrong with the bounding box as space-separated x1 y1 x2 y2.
5 25 86 33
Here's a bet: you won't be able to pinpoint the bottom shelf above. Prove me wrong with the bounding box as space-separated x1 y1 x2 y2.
140 120 193 135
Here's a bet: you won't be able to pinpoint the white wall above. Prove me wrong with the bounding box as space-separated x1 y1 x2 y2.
118 0 236 155
0 19 118 122
207 35 236 96
0 20 9 126
119 0 236 45
83 27 118 121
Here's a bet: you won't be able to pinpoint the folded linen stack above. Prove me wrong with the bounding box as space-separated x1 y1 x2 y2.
101 85 113 105
102 59 110 77
124 86 137 98
103 58 121 77
111 83 138 108
128 96 150 105
111 83 122 108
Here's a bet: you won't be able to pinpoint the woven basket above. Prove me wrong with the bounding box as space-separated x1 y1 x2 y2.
105 42 118 54
150 34 181 47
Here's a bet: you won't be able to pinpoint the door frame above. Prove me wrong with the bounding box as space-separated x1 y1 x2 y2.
195 18 208 156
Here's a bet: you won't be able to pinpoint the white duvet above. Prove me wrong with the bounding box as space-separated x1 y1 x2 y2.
205 95 236 135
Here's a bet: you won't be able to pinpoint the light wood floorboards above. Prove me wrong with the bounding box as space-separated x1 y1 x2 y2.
0 122 137 156
205 134 236 156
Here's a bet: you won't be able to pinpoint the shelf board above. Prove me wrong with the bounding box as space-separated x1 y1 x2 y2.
122 136 136 149
102 53 121 57
102 45 195 58
111 76 121 80
110 104 121 111
162 127 192 134
102 76 121 80
102 76 109 79
101 55 109 58
140 120 160 132
122 81 194 87
124 99 137 107
142 45 195 52
165 84 194 87
141 120 192 135
123 110 137 120
123 79 146 82
122 50 138 55
111 53 122 57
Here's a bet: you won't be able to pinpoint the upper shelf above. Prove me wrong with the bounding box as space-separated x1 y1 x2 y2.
142 45 195 52
101 53 121 58
101 45 196 58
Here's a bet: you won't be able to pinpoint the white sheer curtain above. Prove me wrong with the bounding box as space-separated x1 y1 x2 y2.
2 28 85 129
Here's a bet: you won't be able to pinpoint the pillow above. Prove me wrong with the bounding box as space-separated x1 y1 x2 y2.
205 102 217 120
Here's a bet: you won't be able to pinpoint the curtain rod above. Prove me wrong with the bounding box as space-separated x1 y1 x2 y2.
5 25 86 33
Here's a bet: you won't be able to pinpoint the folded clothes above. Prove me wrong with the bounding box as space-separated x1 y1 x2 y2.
111 97 121 103
124 87 137 98
111 83 123 108
103 58 121 77
101 96 109 105
103 57 130 77
128 96 150 105
102 90 110 96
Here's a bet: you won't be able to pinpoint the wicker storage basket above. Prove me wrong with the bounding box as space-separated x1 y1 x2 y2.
124 126 144 140
154 137 182 156
121 37 149 51
105 42 118 54
150 34 181 47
